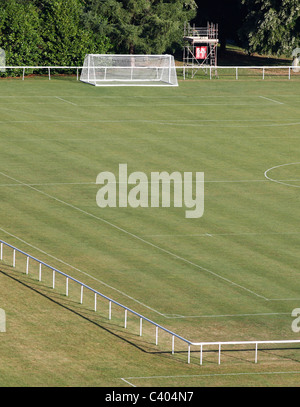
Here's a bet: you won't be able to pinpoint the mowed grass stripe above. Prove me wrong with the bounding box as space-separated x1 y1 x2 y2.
1 78 299 342
0 169 268 320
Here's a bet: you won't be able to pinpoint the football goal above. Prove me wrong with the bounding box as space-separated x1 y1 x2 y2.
80 54 178 86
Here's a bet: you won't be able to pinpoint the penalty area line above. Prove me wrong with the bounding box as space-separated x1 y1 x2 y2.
259 96 284 105
0 226 165 317
55 96 77 106
120 371 300 386
0 171 269 302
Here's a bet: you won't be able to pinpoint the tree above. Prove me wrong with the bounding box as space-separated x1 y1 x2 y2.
82 0 197 54
240 0 300 56
0 0 111 67
0 0 42 65
193 0 246 54
36 0 110 65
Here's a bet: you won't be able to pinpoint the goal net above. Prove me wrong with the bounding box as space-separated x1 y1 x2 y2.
80 54 178 86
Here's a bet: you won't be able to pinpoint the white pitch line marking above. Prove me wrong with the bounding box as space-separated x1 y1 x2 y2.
0 118 299 122
78 102 276 107
1 227 297 309
156 121 300 128
164 312 292 319
143 231 300 238
0 171 268 301
264 162 300 188
121 371 300 386
3 226 290 316
55 96 77 106
2 178 300 188
0 104 75 120
0 226 165 317
120 378 136 387
0 94 297 98
259 96 284 105
268 298 300 301
0 119 299 128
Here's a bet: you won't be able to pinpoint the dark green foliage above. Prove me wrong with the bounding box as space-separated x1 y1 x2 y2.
194 0 246 54
194 0 299 57
0 0 111 68
240 0 300 56
0 0 298 65
38 0 110 65
0 0 42 65
82 0 197 54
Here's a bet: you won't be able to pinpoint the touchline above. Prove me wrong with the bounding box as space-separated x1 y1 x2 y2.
96 164 204 219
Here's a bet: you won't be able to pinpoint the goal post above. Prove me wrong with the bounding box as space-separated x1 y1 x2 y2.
0 48 6 73
80 54 178 86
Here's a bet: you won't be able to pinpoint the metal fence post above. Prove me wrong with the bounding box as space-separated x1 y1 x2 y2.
200 344 203 365
80 285 83 304
124 309 127 329
26 256 29 274
139 318 143 336
3 239 300 369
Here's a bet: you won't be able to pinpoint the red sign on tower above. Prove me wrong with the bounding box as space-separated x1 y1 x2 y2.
195 46 207 59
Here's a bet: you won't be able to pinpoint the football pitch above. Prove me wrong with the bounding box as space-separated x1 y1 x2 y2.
0 75 300 386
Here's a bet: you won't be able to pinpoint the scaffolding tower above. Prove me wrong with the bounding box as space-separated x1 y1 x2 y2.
183 22 219 79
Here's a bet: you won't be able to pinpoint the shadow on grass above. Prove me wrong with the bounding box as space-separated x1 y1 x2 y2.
0 266 189 365
1 266 300 367
218 48 292 66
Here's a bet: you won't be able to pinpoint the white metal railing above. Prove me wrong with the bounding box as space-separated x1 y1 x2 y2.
190 339 300 365
0 66 81 81
181 65 299 80
0 65 299 81
0 239 191 352
184 24 218 40
1 239 300 365
1 240 300 365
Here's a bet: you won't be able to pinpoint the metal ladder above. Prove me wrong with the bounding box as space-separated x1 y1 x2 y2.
210 44 218 78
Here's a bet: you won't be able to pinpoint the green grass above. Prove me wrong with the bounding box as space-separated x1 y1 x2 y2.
0 75 300 386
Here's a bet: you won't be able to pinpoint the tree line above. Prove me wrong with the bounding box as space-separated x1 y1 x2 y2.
197 0 299 57
0 0 299 67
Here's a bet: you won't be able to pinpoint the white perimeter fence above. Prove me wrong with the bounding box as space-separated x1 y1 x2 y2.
0 65 299 81
183 65 300 80
1 239 300 366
